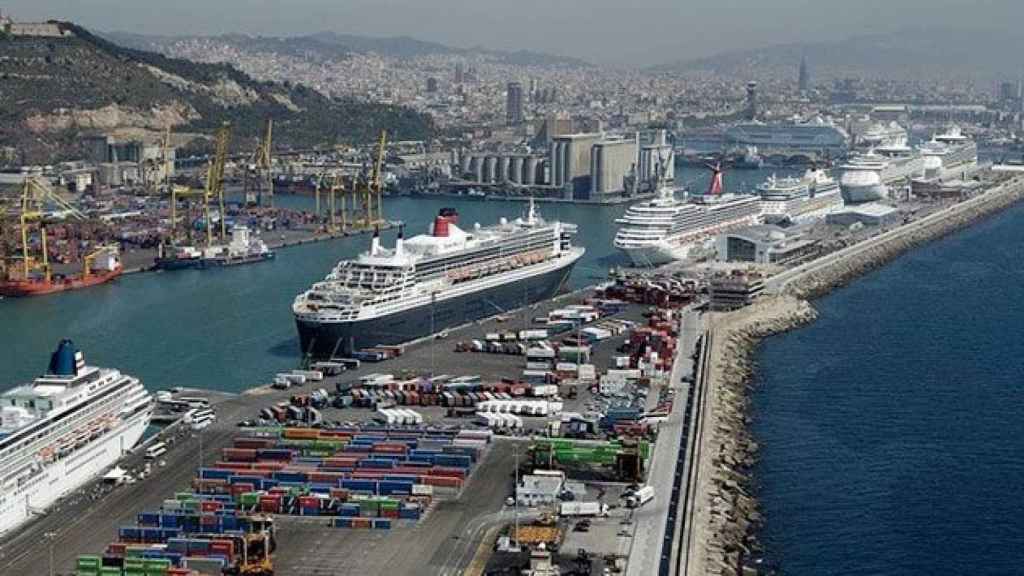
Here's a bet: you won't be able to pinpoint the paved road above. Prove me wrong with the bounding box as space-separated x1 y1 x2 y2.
625 308 703 576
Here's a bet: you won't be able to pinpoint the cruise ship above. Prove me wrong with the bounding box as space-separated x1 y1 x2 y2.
0 340 153 535
613 165 762 266
757 169 844 224
838 151 890 203
918 126 978 179
293 201 584 358
725 116 849 152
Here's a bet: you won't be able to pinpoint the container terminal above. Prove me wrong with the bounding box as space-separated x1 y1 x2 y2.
0 274 711 576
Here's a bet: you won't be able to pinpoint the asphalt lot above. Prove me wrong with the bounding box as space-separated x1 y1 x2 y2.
0 289 653 575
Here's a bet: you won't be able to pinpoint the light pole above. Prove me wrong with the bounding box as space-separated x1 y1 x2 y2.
44 531 56 576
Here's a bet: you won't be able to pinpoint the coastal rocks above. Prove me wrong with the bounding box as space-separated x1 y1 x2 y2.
787 180 1024 300
696 296 817 575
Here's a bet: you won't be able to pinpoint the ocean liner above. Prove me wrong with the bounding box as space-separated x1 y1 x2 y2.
757 169 844 224
293 201 584 358
613 164 762 266
0 340 153 535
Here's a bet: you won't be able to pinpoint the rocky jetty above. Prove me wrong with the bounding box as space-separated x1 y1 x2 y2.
695 296 817 575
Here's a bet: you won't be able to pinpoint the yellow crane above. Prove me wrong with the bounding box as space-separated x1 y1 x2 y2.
9 177 85 282
362 130 387 228
244 118 274 207
205 122 232 244
82 244 119 279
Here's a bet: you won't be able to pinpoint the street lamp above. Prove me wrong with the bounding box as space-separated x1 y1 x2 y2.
44 531 57 576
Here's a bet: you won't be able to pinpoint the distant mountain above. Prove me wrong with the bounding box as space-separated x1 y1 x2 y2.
105 30 590 68
0 23 434 163
658 28 1024 80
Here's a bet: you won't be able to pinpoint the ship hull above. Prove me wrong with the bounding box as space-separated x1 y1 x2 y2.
296 258 579 358
617 242 689 267
197 252 276 269
840 183 887 204
0 406 151 535
0 268 122 297
155 257 200 271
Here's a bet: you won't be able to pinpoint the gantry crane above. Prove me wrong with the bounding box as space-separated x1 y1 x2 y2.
205 122 232 244
6 177 85 282
315 172 349 233
362 130 387 228
244 118 274 207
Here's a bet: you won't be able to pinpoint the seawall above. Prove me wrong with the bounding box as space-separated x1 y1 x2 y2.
689 176 1024 574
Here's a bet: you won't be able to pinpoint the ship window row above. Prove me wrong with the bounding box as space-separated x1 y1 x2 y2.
416 238 553 278
0 379 136 458
3 392 123 468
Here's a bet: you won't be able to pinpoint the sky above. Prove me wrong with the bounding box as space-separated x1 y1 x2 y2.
3 0 1021 66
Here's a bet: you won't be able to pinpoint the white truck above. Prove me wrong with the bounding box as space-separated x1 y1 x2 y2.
559 501 609 517
626 486 655 508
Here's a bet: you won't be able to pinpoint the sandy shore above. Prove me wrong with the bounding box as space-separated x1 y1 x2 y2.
688 177 1024 575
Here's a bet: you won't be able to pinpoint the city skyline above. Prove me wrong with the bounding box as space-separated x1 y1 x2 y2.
4 0 1024 66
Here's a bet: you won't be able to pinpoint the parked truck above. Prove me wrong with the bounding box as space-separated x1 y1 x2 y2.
626 486 655 508
559 501 609 517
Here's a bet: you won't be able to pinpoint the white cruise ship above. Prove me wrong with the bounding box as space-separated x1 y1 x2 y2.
0 340 153 535
293 200 584 358
613 166 762 266
918 126 978 180
757 169 843 224
838 151 890 203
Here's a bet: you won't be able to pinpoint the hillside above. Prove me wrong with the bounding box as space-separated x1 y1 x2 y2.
106 30 591 68
658 28 1024 81
0 22 434 163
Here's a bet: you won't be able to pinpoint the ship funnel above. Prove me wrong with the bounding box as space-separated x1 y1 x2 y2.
395 224 405 256
706 161 724 195
433 208 458 237
48 339 83 376
371 226 381 255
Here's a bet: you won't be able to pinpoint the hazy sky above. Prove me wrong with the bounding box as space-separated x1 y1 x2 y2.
3 0 1020 65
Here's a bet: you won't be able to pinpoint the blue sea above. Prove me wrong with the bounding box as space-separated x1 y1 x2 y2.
0 166 781 393
752 201 1024 574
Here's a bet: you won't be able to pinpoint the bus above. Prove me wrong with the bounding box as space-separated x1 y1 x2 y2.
145 442 168 460
186 408 216 431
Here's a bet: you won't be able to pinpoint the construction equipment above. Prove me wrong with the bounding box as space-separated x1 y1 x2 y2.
244 118 274 207
206 122 232 243
9 177 85 282
315 171 350 233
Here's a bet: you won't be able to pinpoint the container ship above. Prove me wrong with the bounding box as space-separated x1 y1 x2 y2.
293 201 584 358
0 247 122 297
0 340 153 535
757 169 844 224
613 164 762 266
156 226 274 270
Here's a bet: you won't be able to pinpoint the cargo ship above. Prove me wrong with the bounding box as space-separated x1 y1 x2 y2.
0 247 122 297
0 340 153 535
613 164 762 266
293 201 584 358
156 226 274 270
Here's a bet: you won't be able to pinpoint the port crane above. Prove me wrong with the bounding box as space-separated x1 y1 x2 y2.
162 123 231 250
6 177 86 283
244 118 274 207
366 130 387 228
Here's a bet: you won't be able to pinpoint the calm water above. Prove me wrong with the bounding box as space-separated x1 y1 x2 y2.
0 168 781 392
752 201 1024 575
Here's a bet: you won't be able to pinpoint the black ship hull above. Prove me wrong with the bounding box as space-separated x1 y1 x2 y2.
296 260 578 359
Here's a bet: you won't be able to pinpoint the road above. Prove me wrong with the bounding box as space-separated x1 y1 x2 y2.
625 307 703 576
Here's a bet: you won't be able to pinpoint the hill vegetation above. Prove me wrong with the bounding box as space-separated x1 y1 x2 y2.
0 22 434 163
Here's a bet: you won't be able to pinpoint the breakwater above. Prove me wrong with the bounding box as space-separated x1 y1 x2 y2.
690 176 1024 574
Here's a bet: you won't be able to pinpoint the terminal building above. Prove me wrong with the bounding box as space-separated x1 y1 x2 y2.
716 225 820 266
826 203 901 227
